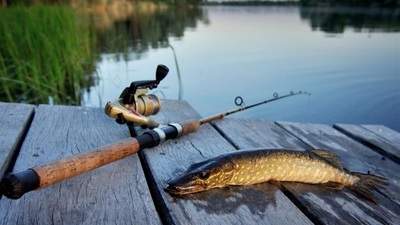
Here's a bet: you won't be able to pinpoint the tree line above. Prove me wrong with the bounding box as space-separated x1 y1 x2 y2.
300 0 400 7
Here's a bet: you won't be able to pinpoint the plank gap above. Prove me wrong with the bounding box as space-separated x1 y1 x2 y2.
333 125 400 164
0 106 35 199
274 122 314 149
2 106 35 176
210 122 240 150
139 150 176 225
279 185 324 225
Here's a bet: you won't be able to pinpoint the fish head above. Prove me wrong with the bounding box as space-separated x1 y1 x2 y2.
165 156 235 195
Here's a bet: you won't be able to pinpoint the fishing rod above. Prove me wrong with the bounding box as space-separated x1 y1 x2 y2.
200 91 309 125
0 70 309 200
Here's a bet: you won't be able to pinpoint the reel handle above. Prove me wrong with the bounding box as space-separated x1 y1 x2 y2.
156 64 169 82
121 64 169 105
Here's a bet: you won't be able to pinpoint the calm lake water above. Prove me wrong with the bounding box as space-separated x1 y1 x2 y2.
82 6 400 132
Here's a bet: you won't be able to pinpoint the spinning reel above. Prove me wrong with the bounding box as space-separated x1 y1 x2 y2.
105 64 169 137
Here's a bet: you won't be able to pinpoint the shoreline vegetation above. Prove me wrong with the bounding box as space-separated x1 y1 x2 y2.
0 1 205 105
0 5 97 105
0 1 399 105
1 0 400 7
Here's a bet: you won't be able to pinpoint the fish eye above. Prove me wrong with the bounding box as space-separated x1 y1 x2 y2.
198 171 209 179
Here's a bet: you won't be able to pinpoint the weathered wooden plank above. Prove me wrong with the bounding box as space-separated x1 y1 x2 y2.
211 118 310 150
0 102 34 179
334 124 400 163
212 118 400 224
275 121 400 224
0 104 161 225
141 100 313 225
362 125 400 147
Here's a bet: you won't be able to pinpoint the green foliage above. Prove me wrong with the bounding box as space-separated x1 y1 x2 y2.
0 5 97 105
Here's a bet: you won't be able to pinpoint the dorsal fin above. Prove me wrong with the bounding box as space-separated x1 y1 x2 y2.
307 149 343 170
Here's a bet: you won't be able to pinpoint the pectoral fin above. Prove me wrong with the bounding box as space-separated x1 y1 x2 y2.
321 181 345 190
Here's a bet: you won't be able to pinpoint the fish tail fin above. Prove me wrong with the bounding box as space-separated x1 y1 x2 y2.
349 172 388 204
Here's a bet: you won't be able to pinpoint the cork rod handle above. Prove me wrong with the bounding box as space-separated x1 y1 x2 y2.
0 119 202 200
1 138 139 199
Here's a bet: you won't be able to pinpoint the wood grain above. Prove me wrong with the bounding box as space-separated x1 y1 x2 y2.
362 125 400 147
212 118 400 224
2 100 397 225
334 123 400 163
0 102 34 179
140 100 313 225
0 105 161 224
276 121 400 224
33 137 139 189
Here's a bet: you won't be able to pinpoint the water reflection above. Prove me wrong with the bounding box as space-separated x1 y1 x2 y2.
89 3 208 61
300 7 400 34
1 5 399 132
82 5 399 132
91 5 400 63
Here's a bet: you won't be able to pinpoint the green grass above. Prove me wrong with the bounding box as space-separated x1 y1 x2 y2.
0 5 97 105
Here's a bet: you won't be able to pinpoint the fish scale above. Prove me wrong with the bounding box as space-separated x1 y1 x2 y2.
166 148 387 203
228 150 346 185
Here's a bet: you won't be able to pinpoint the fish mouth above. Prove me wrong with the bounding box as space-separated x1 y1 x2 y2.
164 184 205 195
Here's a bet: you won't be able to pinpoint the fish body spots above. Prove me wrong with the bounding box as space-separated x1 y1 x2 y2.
167 149 387 202
227 150 351 186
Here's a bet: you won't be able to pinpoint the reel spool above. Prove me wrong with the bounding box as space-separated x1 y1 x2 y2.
105 64 169 137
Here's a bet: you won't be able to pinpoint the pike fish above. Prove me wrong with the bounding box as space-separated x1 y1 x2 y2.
165 149 387 203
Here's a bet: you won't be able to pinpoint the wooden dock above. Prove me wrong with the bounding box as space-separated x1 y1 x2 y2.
0 100 399 224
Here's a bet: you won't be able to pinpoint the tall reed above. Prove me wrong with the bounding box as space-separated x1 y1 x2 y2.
0 5 97 105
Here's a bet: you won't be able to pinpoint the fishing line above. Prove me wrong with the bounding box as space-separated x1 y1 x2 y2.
168 43 183 100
